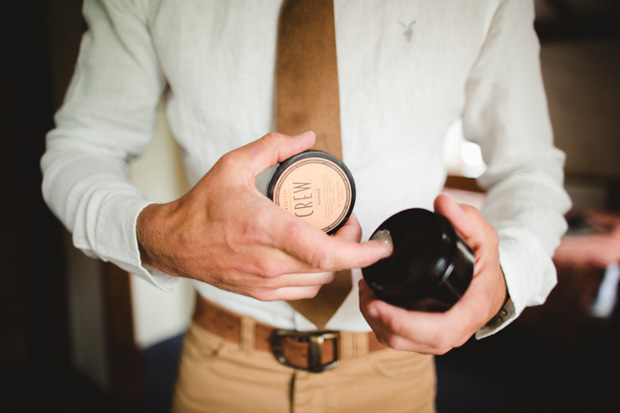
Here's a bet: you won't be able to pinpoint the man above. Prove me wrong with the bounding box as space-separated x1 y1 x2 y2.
41 1 570 411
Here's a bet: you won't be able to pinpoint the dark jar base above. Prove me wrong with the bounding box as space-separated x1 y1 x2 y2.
362 208 474 312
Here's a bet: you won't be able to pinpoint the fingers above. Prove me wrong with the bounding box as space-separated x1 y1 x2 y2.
434 193 500 274
263 270 336 289
434 194 482 248
360 280 435 353
236 131 317 178
253 285 323 302
245 273 334 301
245 196 391 272
554 235 620 268
359 279 469 354
217 131 389 272
358 196 507 354
434 194 506 326
332 213 363 243
273 217 392 272
145 130 391 302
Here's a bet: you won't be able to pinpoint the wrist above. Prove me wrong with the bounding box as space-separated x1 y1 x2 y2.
136 203 166 267
485 284 512 329
484 266 511 328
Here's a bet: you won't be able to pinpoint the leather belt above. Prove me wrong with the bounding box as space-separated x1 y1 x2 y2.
193 294 386 373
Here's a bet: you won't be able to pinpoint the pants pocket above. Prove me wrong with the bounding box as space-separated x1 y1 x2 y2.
183 321 227 360
370 348 435 378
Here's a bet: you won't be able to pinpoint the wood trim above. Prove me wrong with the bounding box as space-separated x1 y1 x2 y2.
444 175 485 193
101 262 143 409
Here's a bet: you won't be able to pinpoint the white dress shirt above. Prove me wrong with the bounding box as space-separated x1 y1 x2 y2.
41 0 571 337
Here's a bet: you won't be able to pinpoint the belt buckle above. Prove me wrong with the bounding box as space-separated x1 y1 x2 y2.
271 330 340 373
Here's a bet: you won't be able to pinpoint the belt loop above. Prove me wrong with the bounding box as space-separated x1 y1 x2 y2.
339 332 354 359
340 332 370 358
356 332 369 356
240 316 256 354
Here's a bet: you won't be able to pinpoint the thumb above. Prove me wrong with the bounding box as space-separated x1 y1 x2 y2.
434 193 486 250
333 213 363 243
435 194 479 246
240 131 316 178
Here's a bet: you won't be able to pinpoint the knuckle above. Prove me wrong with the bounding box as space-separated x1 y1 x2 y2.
385 311 405 333
489 227 499 246
311 249 332 269
432 331 460 355
433 346 451 356
282 220 302 239
282 221 333 268
375 335 389 347
260 132 283 151
430 338 451 355
252 290 278 302
453 334 469 349
217 150 238 170
384 336 400 349
299 286 321 299
263 131 281 142
240 219 272 246
255 262 280 279
385 335 407 351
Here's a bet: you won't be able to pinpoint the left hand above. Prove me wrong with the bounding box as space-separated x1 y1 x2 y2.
359 194 508 355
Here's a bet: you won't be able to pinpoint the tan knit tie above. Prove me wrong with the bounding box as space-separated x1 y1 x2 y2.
276 0 352 329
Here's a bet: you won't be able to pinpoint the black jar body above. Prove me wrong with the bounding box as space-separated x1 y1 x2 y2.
362 208 474 312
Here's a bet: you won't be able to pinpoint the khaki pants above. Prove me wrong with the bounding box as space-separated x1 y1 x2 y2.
172 320 436 413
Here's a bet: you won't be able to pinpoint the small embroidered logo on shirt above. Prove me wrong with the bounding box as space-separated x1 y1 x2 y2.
400 20 416 42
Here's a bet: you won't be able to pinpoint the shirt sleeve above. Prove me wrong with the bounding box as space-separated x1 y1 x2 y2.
460 0 572 338
40 0 177 291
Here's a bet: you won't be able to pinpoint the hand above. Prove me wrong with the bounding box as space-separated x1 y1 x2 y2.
137 131 391 301
359 194 508 355
553 208 620 268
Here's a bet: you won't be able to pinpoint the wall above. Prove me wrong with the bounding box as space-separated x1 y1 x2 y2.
536 0 620 209
127 104 194 349
543 39 620 180
45 0 194 391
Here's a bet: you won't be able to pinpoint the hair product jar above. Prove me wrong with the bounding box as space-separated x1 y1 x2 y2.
267 151 356 234
362 208 474 312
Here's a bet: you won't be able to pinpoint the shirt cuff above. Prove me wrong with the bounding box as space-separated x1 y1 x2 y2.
90 195 179 293
476 297 516 339
475 226 557 339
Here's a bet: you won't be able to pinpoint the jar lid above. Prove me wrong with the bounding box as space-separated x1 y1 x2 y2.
267 151 356 234
362 208 459 307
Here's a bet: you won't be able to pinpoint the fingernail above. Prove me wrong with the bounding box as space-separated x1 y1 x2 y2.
368 304 380 318
358 279 367 293
371 230 394 256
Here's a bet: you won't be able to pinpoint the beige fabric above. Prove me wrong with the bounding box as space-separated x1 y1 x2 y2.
276 0 352 328
287 269 353 329
276 0 342 154
172 320 437 413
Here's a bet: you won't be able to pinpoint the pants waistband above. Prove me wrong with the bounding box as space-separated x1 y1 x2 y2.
193 294 386 365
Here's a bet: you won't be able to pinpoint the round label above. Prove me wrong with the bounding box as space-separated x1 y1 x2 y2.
272 156 353 233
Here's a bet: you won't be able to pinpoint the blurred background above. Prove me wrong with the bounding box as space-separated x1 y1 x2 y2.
1 0 619 412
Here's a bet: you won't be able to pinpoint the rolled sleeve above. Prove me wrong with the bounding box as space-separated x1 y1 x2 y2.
41 0 175 291
461 0 572 336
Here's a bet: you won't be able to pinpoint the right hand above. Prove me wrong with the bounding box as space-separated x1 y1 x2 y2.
137 131 392 301
359 194 507 355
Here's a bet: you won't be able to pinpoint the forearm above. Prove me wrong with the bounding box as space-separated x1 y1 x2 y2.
476 170 570 337
40 0 174 287
461 0 571 332
40 139 178 290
